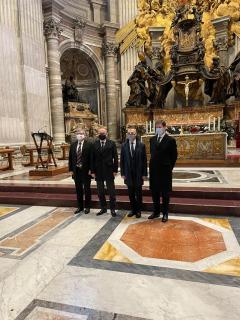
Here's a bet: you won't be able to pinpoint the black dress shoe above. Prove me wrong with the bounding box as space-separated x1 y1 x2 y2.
111 210 117 217
148 213 160 220
74 208 83 215
127 211 136 218
96 209 107 216
162 214 168 223
84 208 90 214
136 212 141 219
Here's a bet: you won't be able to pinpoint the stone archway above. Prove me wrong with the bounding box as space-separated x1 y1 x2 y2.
59 41 106 125
61 48 100 115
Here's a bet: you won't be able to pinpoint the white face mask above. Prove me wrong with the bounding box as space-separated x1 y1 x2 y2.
156 127 165 136
76 134 85 141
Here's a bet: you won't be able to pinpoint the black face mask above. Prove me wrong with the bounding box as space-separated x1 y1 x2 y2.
99 134 106 141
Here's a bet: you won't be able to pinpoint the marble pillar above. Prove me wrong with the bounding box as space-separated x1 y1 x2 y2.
118 0 138 107
91 0 103 24
103 42 118 140
212 16 230 68
149 27 165 67
44 18 65 143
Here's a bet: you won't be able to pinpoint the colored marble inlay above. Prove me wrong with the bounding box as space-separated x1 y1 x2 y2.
25 307 87 320
94 241 132 263
204 257 240 277
201 218 232 230
0 206 17 217
0 208 73 257
120 220 226 262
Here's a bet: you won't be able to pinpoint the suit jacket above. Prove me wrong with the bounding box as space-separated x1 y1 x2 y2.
149 134 178 192
120 139 147 186
68 139 92 181
91 139 118 181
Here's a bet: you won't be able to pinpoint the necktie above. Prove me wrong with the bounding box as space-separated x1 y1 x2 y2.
77 142 82 165
130 142 134 157
101 141 104 149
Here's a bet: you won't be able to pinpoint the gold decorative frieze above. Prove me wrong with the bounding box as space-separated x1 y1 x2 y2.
142 132 227 161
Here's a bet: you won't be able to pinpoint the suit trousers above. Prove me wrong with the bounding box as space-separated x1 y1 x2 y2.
74 167 91 210
127 183 143 214
151 190 170 215
96 179 116 210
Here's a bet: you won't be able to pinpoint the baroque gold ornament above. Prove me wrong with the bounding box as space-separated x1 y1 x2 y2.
116 0 240 70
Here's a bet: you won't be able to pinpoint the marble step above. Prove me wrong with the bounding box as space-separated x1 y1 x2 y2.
0 192 239 216
0 183 239 200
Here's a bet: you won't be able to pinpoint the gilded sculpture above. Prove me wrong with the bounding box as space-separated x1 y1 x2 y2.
117 0 240 71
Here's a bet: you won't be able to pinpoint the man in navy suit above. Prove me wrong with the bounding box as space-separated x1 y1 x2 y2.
69 129 92 215
120 127 147 218
148 120 178 222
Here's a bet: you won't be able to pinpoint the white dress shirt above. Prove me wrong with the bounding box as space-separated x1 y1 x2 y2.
76 140 84 153
158 132 166 143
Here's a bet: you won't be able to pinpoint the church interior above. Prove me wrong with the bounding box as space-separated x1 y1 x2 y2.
1 0 240 319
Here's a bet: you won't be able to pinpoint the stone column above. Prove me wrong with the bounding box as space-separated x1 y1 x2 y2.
44 18 65 143
149 27 165 67
91 0 104 24
103 41 118 140
212 16 230 67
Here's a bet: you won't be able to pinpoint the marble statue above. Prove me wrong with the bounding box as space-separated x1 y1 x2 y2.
62 76 80 102
126 53 149 107
229 52 240 99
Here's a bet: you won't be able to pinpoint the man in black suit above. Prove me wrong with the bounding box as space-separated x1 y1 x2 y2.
148 120 178 222
91 127 118 217
69 129 92 215
120 127 147 218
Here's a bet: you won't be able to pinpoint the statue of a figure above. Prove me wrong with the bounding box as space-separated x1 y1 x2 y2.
62 76 80 102
177 75 197 106
229 52 240 99
192 6 203 31
205 57 231 104
147 62 172 108
170 43 178 64
197 40 205 62
171 5 188 28
126 53 149 107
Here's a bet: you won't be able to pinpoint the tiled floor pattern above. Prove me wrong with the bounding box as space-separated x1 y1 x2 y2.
0 205 240 320
0 168 231 186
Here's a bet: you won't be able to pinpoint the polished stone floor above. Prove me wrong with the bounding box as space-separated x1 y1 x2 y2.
1 165 240 188
0 205 240 320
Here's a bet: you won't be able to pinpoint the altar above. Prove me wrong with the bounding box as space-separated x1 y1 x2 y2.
142 132 227 162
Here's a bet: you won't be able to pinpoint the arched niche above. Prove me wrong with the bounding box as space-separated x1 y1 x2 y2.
60 48 100 115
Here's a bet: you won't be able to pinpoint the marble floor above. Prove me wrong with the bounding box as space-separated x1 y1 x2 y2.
0 165 240 188
0 205 240 320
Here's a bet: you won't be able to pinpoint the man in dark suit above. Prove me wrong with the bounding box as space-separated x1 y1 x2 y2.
148 120 178 222
69 129 92 215
91 127 118 217
120 127 147 218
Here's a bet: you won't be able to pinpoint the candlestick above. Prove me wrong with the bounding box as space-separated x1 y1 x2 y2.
218 117 221 131
213 117 216 131
208 116 211 131
146 121 148 134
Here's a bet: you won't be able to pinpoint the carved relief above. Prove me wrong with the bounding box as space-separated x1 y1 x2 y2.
103 42 118 56
73 17 86 43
